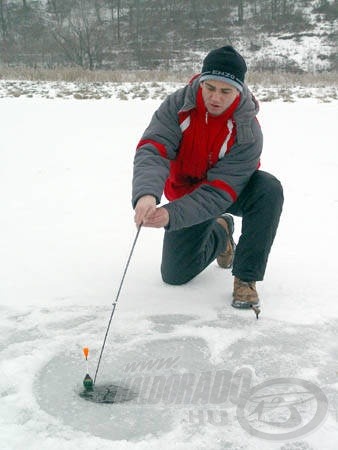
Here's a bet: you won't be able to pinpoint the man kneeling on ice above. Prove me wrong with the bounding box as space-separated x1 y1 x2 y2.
132 45 283 311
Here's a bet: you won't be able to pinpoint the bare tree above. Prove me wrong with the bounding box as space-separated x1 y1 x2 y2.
49 0 106 69
106 0 122 42
190 0 201 36
94 0 104 24
0 0 7 38
238 0 244 24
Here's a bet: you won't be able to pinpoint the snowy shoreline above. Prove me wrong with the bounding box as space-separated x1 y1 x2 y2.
0 79 337 102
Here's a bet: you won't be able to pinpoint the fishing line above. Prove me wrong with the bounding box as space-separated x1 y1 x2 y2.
93 226 142 385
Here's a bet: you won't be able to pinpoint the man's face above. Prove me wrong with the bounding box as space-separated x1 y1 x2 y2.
201 79 240 116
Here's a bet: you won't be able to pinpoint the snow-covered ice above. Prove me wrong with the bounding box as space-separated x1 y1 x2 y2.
1 93 338 450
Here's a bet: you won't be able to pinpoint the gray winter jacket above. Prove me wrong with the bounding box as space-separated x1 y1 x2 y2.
132 76 263 231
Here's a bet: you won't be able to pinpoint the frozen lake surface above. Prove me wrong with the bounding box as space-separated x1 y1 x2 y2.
1 95 338 449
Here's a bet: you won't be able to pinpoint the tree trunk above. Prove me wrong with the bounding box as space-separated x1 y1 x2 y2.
0 0 7 38
190 0 200 36
117 0 121 42
238 0 244 25
94 0 103 24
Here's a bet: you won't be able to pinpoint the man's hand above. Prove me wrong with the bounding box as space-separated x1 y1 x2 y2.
134 195 169 228
142 207 169 228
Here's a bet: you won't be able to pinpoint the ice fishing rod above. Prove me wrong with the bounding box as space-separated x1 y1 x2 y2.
92 225 142 386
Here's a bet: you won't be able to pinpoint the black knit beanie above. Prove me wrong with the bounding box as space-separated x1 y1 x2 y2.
200 46 247 92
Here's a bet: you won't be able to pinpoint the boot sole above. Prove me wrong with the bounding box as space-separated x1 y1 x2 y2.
231 299 261 309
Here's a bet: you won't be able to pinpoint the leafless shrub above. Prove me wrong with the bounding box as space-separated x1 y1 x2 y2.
0 67 190 83
1 67 336 87
247 71 338 87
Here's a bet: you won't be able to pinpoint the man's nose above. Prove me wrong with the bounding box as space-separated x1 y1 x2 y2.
210 90 221 101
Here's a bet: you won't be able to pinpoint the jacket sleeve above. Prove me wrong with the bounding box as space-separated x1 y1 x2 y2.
132 87 186 207
163 118 263 231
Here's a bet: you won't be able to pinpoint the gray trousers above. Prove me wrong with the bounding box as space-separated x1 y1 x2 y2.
161 171 284 284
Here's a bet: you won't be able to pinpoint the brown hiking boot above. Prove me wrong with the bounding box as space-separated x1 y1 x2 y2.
232 277 260 309
216 214 235 269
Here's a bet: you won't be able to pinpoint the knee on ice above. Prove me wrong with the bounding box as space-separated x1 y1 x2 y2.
161 268 192 286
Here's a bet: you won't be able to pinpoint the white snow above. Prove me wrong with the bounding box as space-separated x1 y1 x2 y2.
1 90 338 449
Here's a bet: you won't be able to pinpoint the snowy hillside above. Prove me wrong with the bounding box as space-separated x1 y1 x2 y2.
1 94 338 449
0 0 337 72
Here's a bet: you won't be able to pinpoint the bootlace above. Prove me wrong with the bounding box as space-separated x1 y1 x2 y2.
236 280 256 291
